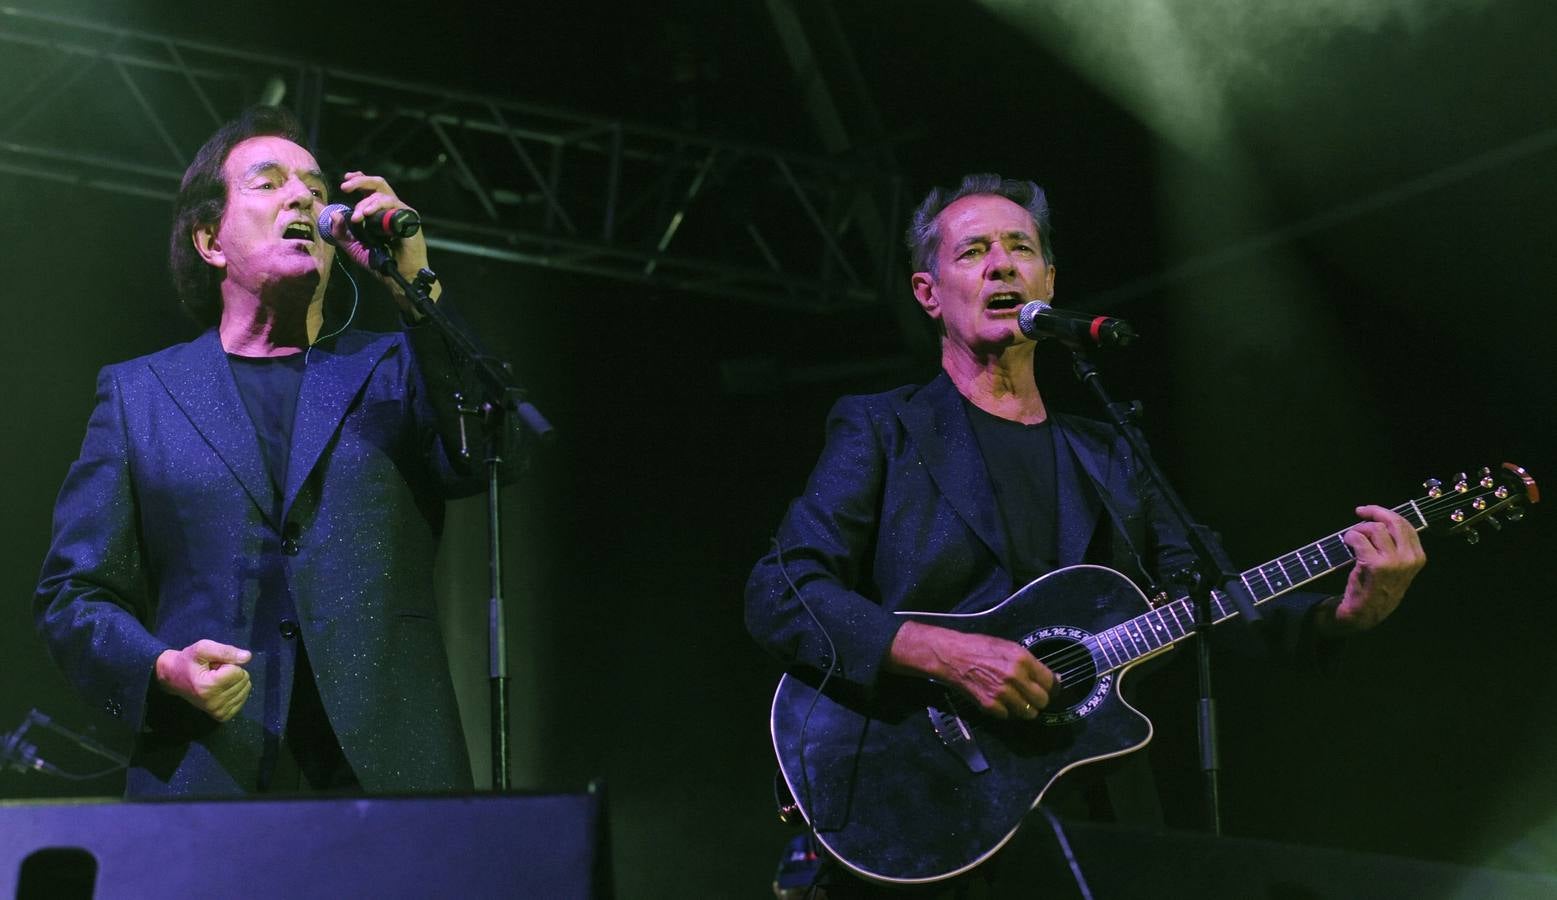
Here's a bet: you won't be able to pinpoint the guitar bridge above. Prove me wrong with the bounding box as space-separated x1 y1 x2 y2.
927 703 990 774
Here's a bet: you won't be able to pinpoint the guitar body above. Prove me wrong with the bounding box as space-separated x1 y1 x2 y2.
771 564 1160 884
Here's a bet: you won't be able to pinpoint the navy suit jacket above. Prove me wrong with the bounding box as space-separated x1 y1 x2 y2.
36 325 478 796
745 373 1197 690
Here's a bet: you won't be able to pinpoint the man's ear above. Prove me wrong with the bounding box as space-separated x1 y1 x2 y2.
1042 264 1056 300
911 271 940 321
192 223 225 269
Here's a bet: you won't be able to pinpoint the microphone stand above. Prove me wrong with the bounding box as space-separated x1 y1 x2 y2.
1065 347 1261 836
366 244 554 792
2 709 129 778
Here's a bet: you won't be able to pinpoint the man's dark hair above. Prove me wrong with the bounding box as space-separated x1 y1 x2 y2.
168 105 311 327
905 173 1055 274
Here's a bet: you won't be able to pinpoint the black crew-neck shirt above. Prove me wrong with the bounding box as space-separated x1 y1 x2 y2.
227 353 306 511
963 400 1060 588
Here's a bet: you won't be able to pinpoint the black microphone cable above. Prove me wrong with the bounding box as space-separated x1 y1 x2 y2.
770 536 841 899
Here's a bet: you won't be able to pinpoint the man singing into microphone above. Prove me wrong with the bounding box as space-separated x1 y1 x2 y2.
745 173 1427 894
35 105 477 796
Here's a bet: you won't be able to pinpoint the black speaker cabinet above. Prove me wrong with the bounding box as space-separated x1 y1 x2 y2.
1 791 607 899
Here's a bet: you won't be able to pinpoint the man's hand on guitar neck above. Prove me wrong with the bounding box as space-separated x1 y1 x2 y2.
1317 504 1428 636
886 621 1056 719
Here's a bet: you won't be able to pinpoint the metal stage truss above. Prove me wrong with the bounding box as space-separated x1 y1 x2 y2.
0 7 905 314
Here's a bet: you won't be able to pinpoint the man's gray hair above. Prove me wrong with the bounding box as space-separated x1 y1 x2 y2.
905 173 1054 274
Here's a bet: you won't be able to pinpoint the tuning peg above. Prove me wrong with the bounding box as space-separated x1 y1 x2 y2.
1485 516 1502 531
1424 477 1444 498
1479 467 1496 488
1464 528 1480 545
1454 473 1470 493
1507 507 1526 523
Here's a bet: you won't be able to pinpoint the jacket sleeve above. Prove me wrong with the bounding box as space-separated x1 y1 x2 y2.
744 396 907 690
34 367 171 731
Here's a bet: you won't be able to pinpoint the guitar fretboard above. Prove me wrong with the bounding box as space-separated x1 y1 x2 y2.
1082 500 1427 673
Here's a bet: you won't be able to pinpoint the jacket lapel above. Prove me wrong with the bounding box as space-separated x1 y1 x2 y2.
892 373 1012 576
282 331 395 516
149 330 277 525
1052 417 1112 566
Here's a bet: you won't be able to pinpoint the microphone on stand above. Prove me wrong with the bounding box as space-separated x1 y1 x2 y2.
1017 300 1136 348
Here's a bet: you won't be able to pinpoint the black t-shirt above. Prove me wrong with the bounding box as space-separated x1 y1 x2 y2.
963 399 1059 588
227 352 355 787
227 352 306 517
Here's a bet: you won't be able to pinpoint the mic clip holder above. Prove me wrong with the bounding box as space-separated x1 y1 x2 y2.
412 266 439 298
362 246 554 451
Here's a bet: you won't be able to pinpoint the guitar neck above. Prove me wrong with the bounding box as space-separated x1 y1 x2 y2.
1216 498 1427 623
1088 463 1539 671
1085 501 1427 674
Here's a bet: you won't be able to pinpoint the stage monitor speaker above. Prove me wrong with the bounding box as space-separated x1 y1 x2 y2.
0 790 608 899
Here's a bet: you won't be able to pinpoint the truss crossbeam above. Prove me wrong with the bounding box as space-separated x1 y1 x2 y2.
0 7 902 312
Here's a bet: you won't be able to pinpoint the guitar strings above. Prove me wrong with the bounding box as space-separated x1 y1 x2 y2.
1021 486 1511 693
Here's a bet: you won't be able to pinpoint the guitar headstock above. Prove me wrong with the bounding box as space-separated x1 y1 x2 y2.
1418 463 1539 544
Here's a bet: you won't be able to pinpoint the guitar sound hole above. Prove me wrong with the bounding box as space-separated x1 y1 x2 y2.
1026 636 1097 713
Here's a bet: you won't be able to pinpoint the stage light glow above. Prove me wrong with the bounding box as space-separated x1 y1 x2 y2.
978 0 1492 155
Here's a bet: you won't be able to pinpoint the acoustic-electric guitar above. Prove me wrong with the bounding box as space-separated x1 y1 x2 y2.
770 463 1538 884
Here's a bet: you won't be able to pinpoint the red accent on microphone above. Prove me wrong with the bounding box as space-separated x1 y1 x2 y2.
1089 316 1106 343
377 210 395 234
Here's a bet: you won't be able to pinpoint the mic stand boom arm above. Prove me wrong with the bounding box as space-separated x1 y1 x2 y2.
367 245 554 793
1068 349 1261 836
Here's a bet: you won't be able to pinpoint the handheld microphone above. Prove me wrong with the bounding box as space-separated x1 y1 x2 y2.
317 203 421 248
1017 300 1136 348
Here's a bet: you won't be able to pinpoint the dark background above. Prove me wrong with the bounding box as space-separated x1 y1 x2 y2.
2 1 1554 895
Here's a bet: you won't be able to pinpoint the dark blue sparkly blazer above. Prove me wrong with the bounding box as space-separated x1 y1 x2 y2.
36 325 478 796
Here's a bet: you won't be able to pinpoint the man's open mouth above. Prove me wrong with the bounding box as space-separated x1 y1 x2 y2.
986 293 1024 311
282 222 315 242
